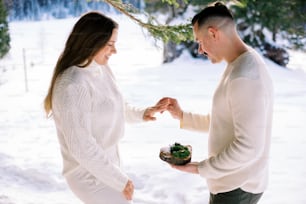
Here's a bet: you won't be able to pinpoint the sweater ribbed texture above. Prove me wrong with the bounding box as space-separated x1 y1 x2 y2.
52 61 144 193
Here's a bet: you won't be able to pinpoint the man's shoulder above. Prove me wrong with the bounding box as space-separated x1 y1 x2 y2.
230 50 266 81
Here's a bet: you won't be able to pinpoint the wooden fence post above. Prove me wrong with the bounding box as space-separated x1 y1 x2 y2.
23 48 29 92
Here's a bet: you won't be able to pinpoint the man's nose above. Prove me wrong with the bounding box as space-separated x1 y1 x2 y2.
197 44 204 55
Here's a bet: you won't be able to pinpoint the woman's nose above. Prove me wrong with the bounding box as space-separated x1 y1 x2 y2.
112 46 117 54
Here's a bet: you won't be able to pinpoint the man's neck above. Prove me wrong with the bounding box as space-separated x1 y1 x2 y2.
225 37 248 64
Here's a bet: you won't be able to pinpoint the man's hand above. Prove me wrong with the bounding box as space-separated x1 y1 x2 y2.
170 162 200 174
157 97 183 120
122 180 134 200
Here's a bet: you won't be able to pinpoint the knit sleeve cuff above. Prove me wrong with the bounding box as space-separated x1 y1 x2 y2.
113 173 130 192
181 111 191 129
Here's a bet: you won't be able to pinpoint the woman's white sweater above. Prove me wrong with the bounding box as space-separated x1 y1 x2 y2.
52 61 145 193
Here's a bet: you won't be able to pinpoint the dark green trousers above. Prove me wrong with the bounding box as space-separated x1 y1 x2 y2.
209 188 263 204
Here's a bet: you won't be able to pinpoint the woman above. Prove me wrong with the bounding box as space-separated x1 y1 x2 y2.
44 12 163 204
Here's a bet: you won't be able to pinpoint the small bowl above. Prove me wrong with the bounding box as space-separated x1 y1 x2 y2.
159 145 192 165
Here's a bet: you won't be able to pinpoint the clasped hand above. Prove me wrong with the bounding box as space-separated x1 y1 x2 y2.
143 97 183 121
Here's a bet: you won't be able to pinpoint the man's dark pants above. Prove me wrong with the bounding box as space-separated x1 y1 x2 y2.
209 188 263 204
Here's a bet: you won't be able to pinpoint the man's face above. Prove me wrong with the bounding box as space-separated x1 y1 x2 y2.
193 22 221 64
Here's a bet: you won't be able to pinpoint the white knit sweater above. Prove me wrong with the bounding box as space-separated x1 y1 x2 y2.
182 49 274 194
52 61 145 192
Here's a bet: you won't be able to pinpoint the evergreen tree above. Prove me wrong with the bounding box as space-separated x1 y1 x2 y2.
0 0 10 58
143 0 213 62
231 0 306 50
231 0 306 66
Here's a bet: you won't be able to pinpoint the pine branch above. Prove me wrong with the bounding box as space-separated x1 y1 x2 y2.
161 0 186 7
102 0 193 43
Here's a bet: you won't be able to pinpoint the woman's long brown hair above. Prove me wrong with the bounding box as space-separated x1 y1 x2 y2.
44 12 118 117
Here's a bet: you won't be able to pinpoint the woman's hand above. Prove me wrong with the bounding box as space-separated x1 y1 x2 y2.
122 180 134 200
143 99 169 121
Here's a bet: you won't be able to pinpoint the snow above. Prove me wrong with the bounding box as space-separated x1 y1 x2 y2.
0 14 306 204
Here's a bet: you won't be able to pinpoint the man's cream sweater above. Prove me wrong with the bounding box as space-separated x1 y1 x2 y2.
182 49 274 194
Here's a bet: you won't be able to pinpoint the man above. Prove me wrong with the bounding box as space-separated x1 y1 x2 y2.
159 2 274 204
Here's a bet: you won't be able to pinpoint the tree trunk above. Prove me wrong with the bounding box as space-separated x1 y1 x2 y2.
163 41 182 63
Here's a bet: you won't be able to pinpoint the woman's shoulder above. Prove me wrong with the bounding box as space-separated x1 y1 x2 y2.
54 66 91 92
60 66 91 82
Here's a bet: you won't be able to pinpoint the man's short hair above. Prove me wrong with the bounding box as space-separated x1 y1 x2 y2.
192 2 234 27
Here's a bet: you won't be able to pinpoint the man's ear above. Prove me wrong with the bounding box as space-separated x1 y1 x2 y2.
207 26 218 40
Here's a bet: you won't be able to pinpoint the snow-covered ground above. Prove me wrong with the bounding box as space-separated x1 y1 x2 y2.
0 14 306 204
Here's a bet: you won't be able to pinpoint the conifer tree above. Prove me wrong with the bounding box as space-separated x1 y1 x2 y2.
143 0 212 62
231 0 305 66
232 0 306 50
0 0 10 58
102 0 193 43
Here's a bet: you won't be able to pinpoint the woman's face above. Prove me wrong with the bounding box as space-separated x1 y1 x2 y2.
94 28 118 65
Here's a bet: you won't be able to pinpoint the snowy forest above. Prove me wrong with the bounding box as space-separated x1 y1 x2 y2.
0 1 306 204
0 0 306 65
4 0 144 20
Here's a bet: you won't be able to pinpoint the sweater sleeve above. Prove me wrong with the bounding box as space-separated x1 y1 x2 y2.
198 78 267 179
55 84 129 192
124 103 146 123
180 112 210 132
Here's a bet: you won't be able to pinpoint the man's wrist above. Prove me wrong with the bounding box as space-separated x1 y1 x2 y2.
179 111 184 128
